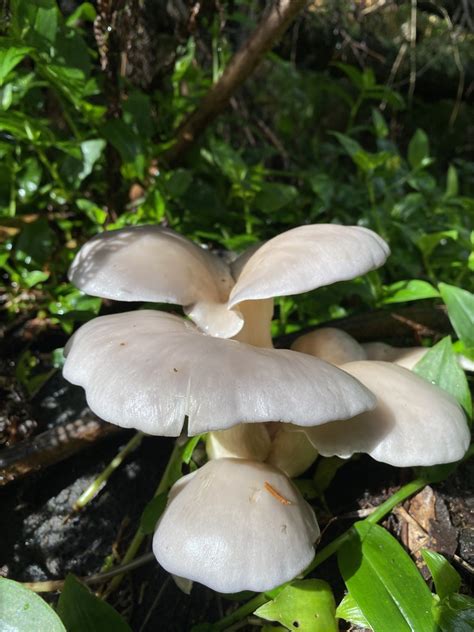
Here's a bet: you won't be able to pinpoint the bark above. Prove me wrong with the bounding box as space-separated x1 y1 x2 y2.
163 0 308 165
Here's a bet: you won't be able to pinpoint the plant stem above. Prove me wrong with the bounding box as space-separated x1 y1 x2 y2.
104 439 183 596
73 431 144 512
212 476 429 631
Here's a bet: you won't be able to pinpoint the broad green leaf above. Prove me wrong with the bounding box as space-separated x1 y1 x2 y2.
332 131 362 157
417 231 458 259
439 283 474 349
254 579 337 631
21 269 49 288
408 129 430 169
434 594 474 632
336 592 371 629
0 577 66 632
421 550 461 600
15 217 56 267
76 199 107 225
414 336 472 417
382 280 439 304
338 521 436 632
0 46 32 86
140 492 168 534
66 2 96 25
57 575 131 632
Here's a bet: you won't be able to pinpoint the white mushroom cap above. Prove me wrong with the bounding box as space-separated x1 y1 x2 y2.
62 310 376 436
68 226 241 338
291 328 367 366
227 224 390 308
68 224 389 339
207 423 318 477
303 361 470 467
153 458 320 593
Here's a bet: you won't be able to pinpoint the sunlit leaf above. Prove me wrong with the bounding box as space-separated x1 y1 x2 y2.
381 279 439 304
0 45 33 86
421 550 461 600
338 521 436 632
414 336 472 417
255 579 338 631
438 283 474 349
336 592 371 629
0 577 66 632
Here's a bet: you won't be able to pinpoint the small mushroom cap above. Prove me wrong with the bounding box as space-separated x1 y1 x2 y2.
291 328 366 366
68 226 241 338
228 225 390 308
63 310 376 436
304 361 470 467
153 458 320 593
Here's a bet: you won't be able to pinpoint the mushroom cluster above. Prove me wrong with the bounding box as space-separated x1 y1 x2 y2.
63 224 469 593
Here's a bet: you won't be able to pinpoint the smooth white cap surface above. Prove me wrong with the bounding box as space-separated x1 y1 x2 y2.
153 458 320 593
304 361 470 466
228 224 390 308
63 310 376 436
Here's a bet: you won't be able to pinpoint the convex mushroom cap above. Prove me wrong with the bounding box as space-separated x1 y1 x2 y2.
62 310 376 436
68 224 390 339
153 458 320 593
303 361 470 467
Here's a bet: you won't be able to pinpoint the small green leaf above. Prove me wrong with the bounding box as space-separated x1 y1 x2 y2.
336 592 372 629
414 336 472 417
182 434 204 465
408 129 430 169
57 575 132 632
435 593 474 632
338 522 436 632
255 182 298 213
0 577 66 631
332 131 362 157
417 231 458 259
421 550 461 600
254 579 337 631
382 280 440 304
0 46 33 86
439 283 474 349
372 108 388 138
140 492 168 534
445 165 459 198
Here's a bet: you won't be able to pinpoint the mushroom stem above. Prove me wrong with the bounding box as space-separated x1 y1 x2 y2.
232 298 274 348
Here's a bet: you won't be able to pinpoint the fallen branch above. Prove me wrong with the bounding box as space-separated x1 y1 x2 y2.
163 0 308 165
0 415 122 486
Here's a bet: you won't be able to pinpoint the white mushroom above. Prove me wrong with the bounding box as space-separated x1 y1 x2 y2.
291 327 367 365
303 361 470 467
361 342 427 370
153 458 320 593
68 224 389 344
62 310 376 436
207 423 318 477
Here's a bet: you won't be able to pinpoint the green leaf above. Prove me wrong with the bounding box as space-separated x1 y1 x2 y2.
0 577 66 631
182 434 204 464
0 46 33 86
254 579 337 631
15 217 56 267
76 199 107 225
332 131 362 157
21 269 49 288
435 593 474 632
338 521 436 632
420 550 461 600
255 182 298 213
372 108 388 138
66 2 96 25
57 575 132 632
408 129 430 169
416 231 458 259
414 336 472 417
382 280 440 304
445 165 459 198
439 283 474 349
336 592 372 629
139 492 168 534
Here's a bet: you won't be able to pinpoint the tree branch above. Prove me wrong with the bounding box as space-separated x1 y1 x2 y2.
163 0 308 165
